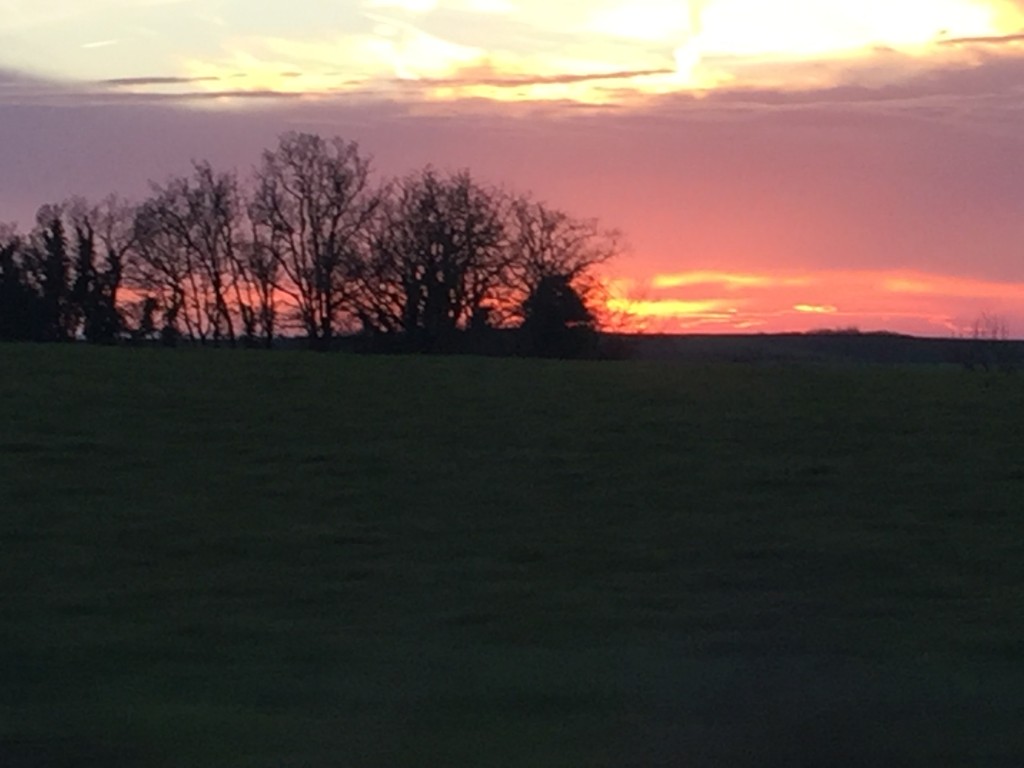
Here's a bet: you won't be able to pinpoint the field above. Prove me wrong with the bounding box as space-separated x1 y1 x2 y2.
2 343 1024 767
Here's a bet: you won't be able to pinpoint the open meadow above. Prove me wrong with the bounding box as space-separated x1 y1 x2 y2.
2 344 1024 767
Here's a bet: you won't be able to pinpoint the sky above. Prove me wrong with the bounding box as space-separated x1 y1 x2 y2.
2 0 1024 335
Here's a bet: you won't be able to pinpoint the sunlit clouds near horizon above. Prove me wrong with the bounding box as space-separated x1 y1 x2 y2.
606 269 1024 336
2 0 1024 102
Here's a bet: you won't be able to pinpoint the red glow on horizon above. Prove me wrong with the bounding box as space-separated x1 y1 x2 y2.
600 268 1024 338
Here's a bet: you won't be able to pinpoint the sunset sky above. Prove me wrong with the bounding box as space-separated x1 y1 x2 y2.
2 0 1024 335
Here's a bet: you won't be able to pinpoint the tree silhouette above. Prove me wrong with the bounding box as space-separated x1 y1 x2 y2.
506 196 617 321
232 235 279 348
86 196 134 344
0 228 44 341
31 206 77 341
123 296 158 343
961 312 1015 372
129 200 194 344
130 164 245 345
70 212 97 341
519 274 597 358
3 204 130 343
0 131 616 352
356 168 507 351
251 132 380 350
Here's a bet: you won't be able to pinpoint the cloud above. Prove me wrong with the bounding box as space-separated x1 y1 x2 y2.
101 75 221 87
606 269 1024 334
423 65 675 88
4 33 1024 118
4 0 1022 108
0 66 315 106
586 1 693 43
940 31 1024 45
880 272 1024 301
652 272 812 290
794 304 838 314
607 297 737 319
0 0 196 32
695 0 1005 57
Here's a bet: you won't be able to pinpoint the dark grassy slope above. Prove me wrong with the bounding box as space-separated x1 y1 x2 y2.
2 344 1024 767
620 332 1024 366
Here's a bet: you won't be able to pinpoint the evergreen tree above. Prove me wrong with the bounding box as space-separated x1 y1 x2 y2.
0 234 44 341
519 274 597 358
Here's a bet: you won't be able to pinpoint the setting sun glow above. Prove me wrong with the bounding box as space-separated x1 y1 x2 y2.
3 1 1024 337
605 269 1024 336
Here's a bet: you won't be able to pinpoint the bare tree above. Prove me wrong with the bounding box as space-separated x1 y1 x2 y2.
230 224 280 348
971 312 1009 343
250 132 379 349
962 311 1014 372
2 132 621 354
505 195 619 326
128 199 194 343
137 163 244 345
355 168 508 350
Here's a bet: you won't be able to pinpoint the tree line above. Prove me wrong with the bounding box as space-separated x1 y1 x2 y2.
0 132 619 356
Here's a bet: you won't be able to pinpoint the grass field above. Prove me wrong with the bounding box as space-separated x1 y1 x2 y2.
2 344 1024 767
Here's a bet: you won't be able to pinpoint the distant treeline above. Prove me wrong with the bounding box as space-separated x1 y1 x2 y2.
0 133 618 357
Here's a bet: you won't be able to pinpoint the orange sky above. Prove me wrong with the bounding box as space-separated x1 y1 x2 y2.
602 269 1024 335
2 0 1024 336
